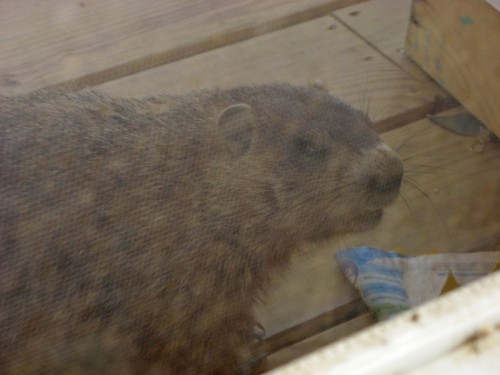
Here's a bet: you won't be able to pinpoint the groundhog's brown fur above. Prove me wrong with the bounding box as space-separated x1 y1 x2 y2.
0 84 403 374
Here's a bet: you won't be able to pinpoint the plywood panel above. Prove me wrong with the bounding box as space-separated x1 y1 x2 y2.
0 0 364 94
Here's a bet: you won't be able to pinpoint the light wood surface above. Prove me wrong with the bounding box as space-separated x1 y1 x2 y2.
0 0 365 94
334 0 432 81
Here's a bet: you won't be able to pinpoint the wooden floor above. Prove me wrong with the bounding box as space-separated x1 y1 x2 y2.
2 0 499 371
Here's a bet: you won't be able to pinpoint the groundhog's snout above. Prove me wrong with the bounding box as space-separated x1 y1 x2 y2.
368 159 403 194
365 143 404 206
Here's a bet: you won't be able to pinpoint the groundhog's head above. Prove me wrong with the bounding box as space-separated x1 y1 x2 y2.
212 84 403 241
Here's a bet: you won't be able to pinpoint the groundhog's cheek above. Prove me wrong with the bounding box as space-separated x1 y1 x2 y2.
354 209 384 230
331 207 384 234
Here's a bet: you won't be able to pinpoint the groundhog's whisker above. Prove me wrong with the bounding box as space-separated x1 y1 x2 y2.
399 190 424 226
403 163 458 174
403 176 451 240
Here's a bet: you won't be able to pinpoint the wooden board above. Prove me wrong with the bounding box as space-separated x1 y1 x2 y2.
97 15 443 132
334 0 433 81
264 314 375 371
405 0 500 136
0 0 365 94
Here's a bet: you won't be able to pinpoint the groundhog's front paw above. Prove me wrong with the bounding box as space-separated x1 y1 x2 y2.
238 321 267 375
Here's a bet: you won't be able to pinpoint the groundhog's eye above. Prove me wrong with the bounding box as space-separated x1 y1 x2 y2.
293 137 328 160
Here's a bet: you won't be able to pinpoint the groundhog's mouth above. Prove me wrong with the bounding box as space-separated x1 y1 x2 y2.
356 209 384 231
349 209 383 232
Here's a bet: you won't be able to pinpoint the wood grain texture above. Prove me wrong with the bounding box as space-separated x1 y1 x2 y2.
334 0 435 81
405 0 500 136
0 0 365 94
97 15 443 132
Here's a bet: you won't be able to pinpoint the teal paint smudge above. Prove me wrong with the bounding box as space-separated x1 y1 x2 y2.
460 16 473 26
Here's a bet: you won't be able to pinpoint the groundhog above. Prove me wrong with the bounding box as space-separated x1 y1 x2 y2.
0 84 404 374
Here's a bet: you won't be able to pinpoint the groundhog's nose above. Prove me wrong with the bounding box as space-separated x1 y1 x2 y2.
368 166 403 195
365 144 404 204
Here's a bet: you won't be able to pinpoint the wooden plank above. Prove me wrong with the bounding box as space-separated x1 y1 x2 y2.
405 0 500 137
260 299 369 358
333 0 435 81
97 15 443 132
263 314 375 372
0 0 365 94
257 113 500 337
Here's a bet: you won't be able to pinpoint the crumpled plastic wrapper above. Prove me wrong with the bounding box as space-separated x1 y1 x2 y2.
334 246 500 320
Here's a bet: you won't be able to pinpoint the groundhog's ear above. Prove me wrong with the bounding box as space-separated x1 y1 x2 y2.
217 103 255 156
310 81 329 92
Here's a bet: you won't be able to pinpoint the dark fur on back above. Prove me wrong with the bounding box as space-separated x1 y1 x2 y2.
0 84 403 374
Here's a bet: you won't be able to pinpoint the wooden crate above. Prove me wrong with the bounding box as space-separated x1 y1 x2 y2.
405 0 500 137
